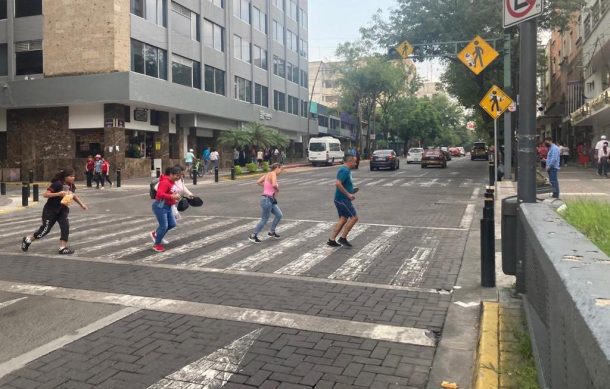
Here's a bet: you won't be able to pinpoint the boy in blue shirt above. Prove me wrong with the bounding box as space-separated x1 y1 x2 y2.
328 155 359 247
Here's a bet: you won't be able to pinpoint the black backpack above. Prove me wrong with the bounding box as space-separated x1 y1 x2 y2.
149 179 159 199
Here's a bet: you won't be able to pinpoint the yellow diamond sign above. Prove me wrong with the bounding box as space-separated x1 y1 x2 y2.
480 85 513 120
395 41 414 59
458 35 499 75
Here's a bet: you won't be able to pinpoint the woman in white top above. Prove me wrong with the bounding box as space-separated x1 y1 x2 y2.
210 148 219 171
597 141 609 177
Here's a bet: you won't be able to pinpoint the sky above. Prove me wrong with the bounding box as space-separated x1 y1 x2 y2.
307 0 444 82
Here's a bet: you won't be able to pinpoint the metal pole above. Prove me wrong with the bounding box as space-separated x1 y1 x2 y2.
156 167 161 178
214 166 219 183
231 166 235 180
28 169 34 184
503 33 513 180
116 169 121 188
494 118 498 194
307 61 324 153
517 20 538 203
33 184 39 202
192 167 197 185
21 182 28 207
0 182 5 195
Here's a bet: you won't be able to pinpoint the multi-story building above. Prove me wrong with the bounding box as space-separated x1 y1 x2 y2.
308 60 340 107
0 0 312 179
569 0 610 148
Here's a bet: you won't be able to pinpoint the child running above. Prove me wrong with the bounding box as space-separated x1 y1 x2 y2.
151 166 182 252
21 168 88 254
248 163 283 243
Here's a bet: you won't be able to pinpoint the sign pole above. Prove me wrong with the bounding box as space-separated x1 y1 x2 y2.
503 34 512 180
517 19 537 203
494 118 499 194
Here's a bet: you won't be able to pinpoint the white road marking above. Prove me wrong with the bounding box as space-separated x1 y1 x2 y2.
0 306 138 380
180 221 302 268
459 178 474 188
139 221 259 264
470 187 481 201
329 227 402 281
365 179 386 186
0 281 435 347
0 297 27 310
459 204 476 230
0 215 107 239
454 301 479 308
148 329 263 389
353 178 372 186
400 180 415 187
275 224 370 276
0 216 45 228
420 178 439 188
383 179 403 187
390 238 439 287
227 222 329 271
316 179 334 185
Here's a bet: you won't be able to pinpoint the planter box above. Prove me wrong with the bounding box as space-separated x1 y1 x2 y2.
1 168 21 182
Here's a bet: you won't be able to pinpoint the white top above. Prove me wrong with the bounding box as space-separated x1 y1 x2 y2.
597 143 609 161
561 146 569 156
595 139 607 150
257 151 264 160
210 151 219 161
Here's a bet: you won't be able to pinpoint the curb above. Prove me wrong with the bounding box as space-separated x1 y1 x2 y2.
474 301 499 389
0 196 40 215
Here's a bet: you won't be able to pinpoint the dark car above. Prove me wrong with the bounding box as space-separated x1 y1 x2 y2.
421 149 447 168
370 149 400 171
471 142 489 160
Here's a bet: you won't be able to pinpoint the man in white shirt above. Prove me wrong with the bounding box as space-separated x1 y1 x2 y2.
210 148 219 171
595 135 607 173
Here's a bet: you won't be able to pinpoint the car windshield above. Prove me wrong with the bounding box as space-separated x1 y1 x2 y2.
309 143 326 152
409 148 423 153
474 142 486 148
373 150 392 156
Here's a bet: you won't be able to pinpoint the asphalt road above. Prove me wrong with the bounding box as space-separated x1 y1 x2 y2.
0 156 487 388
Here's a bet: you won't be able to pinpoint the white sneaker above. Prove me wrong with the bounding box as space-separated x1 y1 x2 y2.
150 231 169 245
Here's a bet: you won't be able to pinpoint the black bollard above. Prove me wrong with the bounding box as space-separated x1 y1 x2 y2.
192 168 198 185
116 169 121 188
480 216 496 287
488 161 495 186
33 184 39 202
28 169 34 184
0 182 5 195
231 166 235 180
22 182 29 207
483 194 494 221
214 166 219 183
156 168 161 178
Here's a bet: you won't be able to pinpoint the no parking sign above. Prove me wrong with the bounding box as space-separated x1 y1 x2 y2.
503 0 544 28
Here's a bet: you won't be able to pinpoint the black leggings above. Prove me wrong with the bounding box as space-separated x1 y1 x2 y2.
33 207 70 241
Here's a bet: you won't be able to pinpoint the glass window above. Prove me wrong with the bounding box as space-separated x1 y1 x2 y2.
288 0 297 20
0 0 6 20
253 45 267 70
132 0 167 26
15 0 42 18
287 95 299 115
210 0 223 8
0 44 7 76
204 20 224 52
272 0 283 11
131 0 144 17
131 39 167 80
159 49 168 79
287 30 297 52
233 0 250 23
255 83 269 107
273 20 283 44
131 40 145 73
172 2 199 41
299 38 308 58
145 44 159 77
273 56 285 78
234 76 252 102
205 65 225 95
172 54 200 88
298 7 307 29
300 69 308 87
301 100 308 117
234 35 250 63
15 41 42 75
274 90 285 111
252 6 267 33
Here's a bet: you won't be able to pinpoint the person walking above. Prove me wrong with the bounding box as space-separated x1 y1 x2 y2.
184 148 196 173
596 136 608 175
150 166 182 252
537 142 548 170
597 141 609 178
233 148 240 166
102 158 112 187
328 155 359 247
256 149 264 168
93 154 104 189
248 163 283 243
85 155 95 187
202 146 211 175
21 168 88 255
545 137 561 199
560 142 570 167
210 148 219 172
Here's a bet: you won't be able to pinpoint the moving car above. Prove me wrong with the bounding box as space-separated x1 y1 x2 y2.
458 146 466 156
449 147 461 157
471 141 489 160
421 149 447 168
308 137 344 166
370 149 400 170
406 147 424 163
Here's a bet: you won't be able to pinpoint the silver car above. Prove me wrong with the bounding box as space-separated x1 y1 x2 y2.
406 147 424 163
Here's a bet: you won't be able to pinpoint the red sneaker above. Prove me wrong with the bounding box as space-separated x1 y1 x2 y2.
152 244 165 252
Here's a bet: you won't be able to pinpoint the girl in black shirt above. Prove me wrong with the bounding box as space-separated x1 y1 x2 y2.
21 168 88 254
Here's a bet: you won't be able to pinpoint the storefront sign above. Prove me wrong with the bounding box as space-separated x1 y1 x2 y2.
134 108 148 122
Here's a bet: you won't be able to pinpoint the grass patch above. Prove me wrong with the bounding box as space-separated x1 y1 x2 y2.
511 327 540 389
562 200 610 256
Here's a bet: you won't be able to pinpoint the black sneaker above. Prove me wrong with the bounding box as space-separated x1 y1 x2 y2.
248 234 262 243
268 232 281 239
327 239 341 247
58 247 75 255
21 237 31 252
337 237 353 248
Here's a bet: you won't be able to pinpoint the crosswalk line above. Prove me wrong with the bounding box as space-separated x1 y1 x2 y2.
400 180 415 187
0 215 107 240
179 221 302 268
353 178 372 186
328 227 402 281
296 178 324 186
366 179 386 186
420 178 439 187
274 224 370 276
227 222 329 271
390 238 439 287
383 179 403 187
147 328 263 389
0 216 45 228
101 218 236 260
316 179 334 185
459 178 474 188
0 297 27 310
68 218 156 246
138 221 259 264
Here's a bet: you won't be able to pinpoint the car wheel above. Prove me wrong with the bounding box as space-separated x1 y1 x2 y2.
396 162 400 170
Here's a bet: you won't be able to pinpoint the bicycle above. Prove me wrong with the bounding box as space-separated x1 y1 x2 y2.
189 159 204 178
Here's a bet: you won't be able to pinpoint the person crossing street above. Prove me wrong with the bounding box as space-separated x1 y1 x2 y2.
248 163 284 243
328 155 359 248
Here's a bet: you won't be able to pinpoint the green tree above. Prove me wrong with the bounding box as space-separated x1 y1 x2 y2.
217 128 252 150
244 122 274 149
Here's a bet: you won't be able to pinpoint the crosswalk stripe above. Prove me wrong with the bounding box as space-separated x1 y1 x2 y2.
353 178 372 186
316 179 333 185
328 227 402 281
383 179 403 187
67 217 149 245
459 178 474 188
0 216 45 228
139 221 259 264
101 218 235 260
400 180 415 187
227 222 329 271
366 179 386 186
390 238 439 287
179 221 302 268
274 224 370 276
0 215 107 240
147 328 263 389
296 178 323 186
0 297 27 310
420 178 439 187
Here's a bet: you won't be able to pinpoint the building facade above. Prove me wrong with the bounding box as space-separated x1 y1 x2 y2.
0 0 314 179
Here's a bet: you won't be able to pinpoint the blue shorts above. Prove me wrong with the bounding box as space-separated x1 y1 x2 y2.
334 199 357 218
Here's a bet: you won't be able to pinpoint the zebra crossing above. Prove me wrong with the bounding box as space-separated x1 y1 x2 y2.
242 176 482 189
0 213 463 289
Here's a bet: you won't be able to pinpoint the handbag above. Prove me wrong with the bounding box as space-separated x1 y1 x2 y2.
60 193 73 207
177 197 190 212
187 196 204 207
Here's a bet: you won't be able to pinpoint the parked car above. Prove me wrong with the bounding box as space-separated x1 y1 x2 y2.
406 147 424 163
458 146 466 156
471 141 489 161
308 137 344 166
421 149 447 168
370 149 400 171
449 147 461 157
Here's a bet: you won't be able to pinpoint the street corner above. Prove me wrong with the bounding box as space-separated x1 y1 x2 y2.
0 196 41 215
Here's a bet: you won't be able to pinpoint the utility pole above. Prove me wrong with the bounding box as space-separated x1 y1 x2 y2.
503 33 513 180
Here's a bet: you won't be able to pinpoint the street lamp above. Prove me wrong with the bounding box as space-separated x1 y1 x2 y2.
307 60 325 151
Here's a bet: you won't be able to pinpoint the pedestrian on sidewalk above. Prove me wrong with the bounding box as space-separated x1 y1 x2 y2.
85 155 95 187
202 146 211 175
102 158 112 187
328 155 359 248
210 148 219 172
595 135 607 171
597 141 609 178
545 137 561 199
233 148 239 166
577 142 590 167
93 154 104 189
151 166 182 253
537 142 548 169
21 168 88 255
248 163 283 243
256 149 264 168
559 142 570 167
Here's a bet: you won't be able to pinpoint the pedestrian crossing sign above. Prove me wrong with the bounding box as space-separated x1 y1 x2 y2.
479 85 513 120
458 35 499 75
395 41 414 59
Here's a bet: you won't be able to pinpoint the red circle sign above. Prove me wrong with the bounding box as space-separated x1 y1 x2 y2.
506 0 536 18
